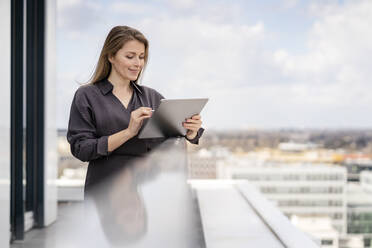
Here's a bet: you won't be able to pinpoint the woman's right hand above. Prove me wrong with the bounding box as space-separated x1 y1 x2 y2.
127 107 153 137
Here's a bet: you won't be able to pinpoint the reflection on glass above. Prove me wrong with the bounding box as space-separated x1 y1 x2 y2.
73 138 203 248
90 161 151 245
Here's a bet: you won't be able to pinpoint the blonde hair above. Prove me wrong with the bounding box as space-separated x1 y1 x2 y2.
89 26 149 84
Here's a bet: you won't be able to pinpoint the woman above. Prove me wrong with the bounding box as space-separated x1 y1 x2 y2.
67 26 204 194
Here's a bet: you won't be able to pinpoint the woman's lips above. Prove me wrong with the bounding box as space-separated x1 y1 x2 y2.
129 68 140 73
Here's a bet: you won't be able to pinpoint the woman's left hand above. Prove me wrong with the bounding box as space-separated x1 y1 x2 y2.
183 114 202 140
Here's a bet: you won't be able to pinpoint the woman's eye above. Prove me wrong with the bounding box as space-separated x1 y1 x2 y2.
126 56 133 59
140 57 145 60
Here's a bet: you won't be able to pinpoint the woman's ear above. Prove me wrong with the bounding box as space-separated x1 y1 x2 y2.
108 54 114 64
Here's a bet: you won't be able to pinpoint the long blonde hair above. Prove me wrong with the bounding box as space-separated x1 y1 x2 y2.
89 26 149 84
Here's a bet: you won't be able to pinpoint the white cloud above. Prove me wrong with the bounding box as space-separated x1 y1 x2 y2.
57 0 81 10
57 0 102 31
282 0 298 9
273 0 372 110
165 0 197 9
108 2 153 14
137 16 267 94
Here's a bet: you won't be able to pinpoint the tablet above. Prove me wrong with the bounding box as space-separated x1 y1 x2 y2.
138 98 208 139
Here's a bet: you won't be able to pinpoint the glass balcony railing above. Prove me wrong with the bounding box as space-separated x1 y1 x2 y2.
15 137 320 248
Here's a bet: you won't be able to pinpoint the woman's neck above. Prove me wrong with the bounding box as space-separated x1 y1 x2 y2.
107 70 131 92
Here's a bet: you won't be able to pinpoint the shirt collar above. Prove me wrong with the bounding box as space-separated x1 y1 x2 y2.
98 78 143 95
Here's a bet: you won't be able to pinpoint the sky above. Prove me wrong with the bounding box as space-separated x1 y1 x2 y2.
57 0 372 130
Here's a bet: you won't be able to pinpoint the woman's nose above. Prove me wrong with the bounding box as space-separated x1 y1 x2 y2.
133 57 140 67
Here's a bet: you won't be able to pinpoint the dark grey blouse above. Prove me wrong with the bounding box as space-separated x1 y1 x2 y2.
67 78 204 190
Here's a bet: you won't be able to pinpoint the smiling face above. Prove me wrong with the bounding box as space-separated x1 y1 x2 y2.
109 39 146 82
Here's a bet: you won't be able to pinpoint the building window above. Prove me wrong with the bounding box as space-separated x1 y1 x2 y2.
321 239 333 245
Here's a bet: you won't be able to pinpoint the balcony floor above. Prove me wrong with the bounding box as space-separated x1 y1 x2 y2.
11 202 85 248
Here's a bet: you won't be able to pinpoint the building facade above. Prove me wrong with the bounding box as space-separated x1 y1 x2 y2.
217 162 347 234
347 178 372 247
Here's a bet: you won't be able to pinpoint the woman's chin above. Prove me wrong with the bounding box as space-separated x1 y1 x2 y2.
129 75 139 81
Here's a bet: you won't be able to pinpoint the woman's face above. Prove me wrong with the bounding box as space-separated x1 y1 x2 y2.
109 39 146 82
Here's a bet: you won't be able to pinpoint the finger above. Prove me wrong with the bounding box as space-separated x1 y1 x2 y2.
183 121 201 126
139 107 153 115
183 123 201 130
138 115 152 122
191 114 201 120
133 107 153 117
183 123 200 128
185 119 202 124
138 107 152 111
132 112 151 120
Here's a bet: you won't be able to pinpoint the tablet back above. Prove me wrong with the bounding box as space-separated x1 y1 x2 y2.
138 98 208 139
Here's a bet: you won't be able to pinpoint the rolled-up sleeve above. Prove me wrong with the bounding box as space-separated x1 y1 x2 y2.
185 128 205 145
67 89 109 162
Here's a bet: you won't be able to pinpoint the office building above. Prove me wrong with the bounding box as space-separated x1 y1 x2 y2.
360 171 372 193
188 147 230 179
217 161 347 234
347 181 372 247
344 157 372 182
291 215 340 248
